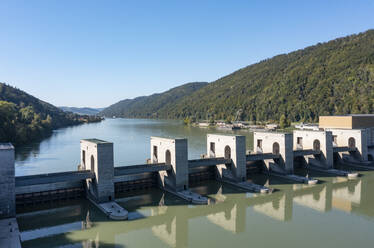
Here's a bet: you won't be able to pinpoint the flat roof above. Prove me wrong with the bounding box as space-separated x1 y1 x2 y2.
253 131 291 135
81 139 111 144
150 136 187 141
0 143 14 150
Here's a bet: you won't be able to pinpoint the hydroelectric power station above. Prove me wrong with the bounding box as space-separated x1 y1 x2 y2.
1 115 374 247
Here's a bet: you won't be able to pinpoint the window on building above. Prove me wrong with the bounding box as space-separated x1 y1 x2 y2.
210 142 216 157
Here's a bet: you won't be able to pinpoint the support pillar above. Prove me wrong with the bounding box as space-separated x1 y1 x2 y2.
151 137 208 203
80 139 127 220
327 129 368 161
206 134 247 182
253 132 294 174
151 137 189 191
80 139 115 203
293 130 334 168
0 143 15 219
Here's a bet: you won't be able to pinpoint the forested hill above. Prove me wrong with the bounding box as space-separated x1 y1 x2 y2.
103 30 374 122
60 106 103 115
158 30 374 122
100 82 208 118
0 83 99 146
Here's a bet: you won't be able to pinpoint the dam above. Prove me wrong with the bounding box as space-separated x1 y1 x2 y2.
1 115 374 247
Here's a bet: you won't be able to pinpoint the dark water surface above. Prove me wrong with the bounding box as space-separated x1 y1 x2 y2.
15 119 374 248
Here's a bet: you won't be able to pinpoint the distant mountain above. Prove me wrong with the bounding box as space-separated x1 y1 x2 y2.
137 29 374 122
60 106 104 115
100 82 208 118
0 83 101 146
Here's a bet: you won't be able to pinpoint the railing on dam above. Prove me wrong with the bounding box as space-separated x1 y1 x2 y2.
293 149 321 157
114 163 171 176
333 146 357 153
15 170 95 187
246 153 280 161
188 157 231 168
15 170 95 204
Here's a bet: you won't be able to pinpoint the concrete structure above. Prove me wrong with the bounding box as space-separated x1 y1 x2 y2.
319 114 374 130
151 137 189 191
326 129 368 161
293 130 333 168
317 114 374 166
4 131 374 247
150 137 208 203
207 134 247 182
0 143 15 219
253 132 294 173
207 134 271 193
80 139 115 203
17 174 371 248
80 139 128 220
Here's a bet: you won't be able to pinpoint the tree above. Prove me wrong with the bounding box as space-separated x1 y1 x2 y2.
183 117 191 125
209 117 215 126
225 116 233 124
279 114 290 129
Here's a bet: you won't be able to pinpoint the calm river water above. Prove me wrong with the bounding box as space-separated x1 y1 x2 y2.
15 119 374 248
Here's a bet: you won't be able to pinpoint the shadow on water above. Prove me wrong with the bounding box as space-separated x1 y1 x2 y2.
16 171 374 248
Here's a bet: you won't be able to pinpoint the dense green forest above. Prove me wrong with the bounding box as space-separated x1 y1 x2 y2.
100 82 207 118
101 30 374 122
0 83 101 146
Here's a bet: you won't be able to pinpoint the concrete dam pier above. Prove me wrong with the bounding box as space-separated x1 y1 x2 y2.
1 122 374 247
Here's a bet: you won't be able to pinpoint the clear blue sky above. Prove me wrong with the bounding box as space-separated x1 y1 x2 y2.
1 0 374 108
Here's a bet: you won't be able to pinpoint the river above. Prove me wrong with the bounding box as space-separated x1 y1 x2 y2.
14 119 374 248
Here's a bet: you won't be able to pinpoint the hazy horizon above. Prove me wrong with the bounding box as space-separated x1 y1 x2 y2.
1 0 374 108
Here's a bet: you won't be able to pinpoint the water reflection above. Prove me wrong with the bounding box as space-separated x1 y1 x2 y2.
17 172 374 248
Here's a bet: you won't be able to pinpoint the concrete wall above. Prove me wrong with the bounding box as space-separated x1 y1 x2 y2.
80 139 114 203
319 116 353 129
16 181 82 195
151 137 188 191
206 134 246 182
319 115 374 129
253 132 294 173
351 115 374 129
366 127 374 146
293 130 333 168
0 144 15 219
326 129 368 161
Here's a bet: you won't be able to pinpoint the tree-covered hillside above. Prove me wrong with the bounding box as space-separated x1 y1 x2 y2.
100 82 208 118
60 106 103 115
0 83 101 146
159 30 374 122
102 30 374 122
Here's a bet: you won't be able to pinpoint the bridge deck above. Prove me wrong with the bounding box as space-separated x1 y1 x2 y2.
293 149 321 157
246 153 280 161
188 157 231 168
15 170 95 187
114 163 171 176
333 146 357 152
